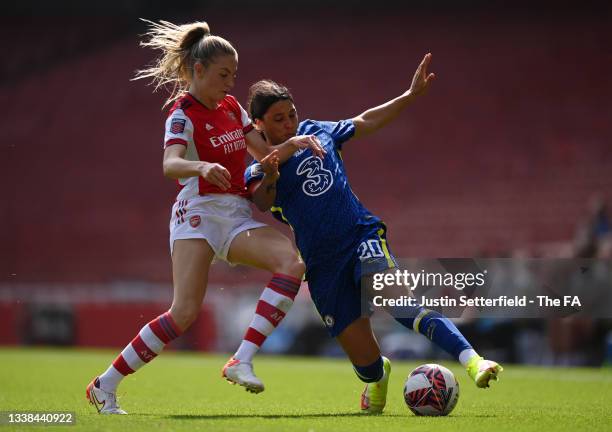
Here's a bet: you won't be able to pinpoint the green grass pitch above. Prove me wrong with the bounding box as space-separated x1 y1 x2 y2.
1 348 611 431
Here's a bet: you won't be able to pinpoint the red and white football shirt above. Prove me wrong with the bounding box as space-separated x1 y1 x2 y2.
164 93 254 199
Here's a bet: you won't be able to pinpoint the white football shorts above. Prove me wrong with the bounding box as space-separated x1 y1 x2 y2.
169 193 267 261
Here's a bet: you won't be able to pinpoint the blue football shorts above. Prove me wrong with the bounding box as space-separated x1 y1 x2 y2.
306 223 398 337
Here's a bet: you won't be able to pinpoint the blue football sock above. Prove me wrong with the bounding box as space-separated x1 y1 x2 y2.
353 356 384 383
395 308 472 360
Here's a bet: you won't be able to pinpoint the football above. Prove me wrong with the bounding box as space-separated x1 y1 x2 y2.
403 363 460 416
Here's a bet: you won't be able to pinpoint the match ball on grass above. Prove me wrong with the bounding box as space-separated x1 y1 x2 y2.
403 363 459 416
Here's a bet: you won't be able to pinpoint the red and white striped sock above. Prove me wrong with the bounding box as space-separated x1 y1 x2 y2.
98 311 182 393
234 273 301 363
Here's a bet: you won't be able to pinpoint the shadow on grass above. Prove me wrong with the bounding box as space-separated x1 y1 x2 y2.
167 412 405 420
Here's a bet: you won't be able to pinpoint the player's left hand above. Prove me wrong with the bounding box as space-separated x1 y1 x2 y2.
289 135 326 159
409 53 436 97
261 149 280 181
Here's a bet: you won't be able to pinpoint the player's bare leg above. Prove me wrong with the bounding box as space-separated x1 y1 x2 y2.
336 317 381 365
223 227 305 393
336 317 391 414
168 239 215 331
87 239 214 414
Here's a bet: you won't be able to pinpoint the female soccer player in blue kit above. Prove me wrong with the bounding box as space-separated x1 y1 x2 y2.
234 54 503 414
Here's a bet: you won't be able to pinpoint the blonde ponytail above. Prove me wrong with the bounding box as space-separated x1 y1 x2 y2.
134 19 236 107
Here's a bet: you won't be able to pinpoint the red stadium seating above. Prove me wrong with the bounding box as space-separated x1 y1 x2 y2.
2 13 611 284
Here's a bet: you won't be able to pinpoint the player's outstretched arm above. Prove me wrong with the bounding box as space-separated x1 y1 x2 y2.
245 129 326 163
352 53 435 139
248 150 280 212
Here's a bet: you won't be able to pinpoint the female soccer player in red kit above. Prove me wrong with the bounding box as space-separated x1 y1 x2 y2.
86 20 324 414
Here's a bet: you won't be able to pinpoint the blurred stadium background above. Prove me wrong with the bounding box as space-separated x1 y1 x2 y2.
1 1 611 367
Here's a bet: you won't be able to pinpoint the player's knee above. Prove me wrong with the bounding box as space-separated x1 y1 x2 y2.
274 255 305 278
169 303 200 331
287 258 306 278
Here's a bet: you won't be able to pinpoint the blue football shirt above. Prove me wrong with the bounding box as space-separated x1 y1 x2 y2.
245 119 381 268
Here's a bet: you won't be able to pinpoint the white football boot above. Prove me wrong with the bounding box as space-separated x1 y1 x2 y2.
222 357 265 394
86 377 127 414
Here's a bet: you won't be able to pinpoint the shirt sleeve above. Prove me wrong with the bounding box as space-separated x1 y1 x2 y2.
163 109 194 149
317 119 356 150
238 102 254 134
244 161 265 186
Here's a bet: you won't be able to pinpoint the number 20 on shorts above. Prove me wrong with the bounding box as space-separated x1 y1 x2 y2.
357 239 384 260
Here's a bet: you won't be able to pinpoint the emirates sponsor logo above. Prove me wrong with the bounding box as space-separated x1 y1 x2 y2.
223 139 246 154
209 129 244 147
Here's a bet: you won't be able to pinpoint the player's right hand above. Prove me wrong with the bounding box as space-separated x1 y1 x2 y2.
200 162 231 190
